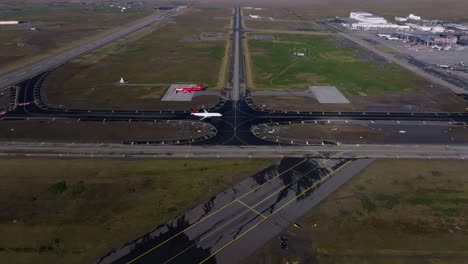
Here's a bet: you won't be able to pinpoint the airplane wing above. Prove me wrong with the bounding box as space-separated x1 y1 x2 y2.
203 109 208 113
200 116 207 120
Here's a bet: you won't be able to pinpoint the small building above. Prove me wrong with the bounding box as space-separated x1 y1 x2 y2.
432 34 457 45
408 14 421 20
431 26 445 33
406 23 432 31
458 39 468 46
0 21 19 25
395 16 408 22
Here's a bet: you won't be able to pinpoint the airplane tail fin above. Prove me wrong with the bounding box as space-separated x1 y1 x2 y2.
198 83 203 89
191 108 196 113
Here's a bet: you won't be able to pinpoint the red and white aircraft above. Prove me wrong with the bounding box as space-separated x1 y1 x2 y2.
0 111 7 116
174 83 203 93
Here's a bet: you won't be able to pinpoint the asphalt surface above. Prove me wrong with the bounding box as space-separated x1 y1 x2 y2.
0 142 466 159
231 7 242 101
0 6 186 91
93 157 373 264
0 8 467 148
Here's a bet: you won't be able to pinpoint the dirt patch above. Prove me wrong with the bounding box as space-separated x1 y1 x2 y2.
448 127 468 141
0 120 208 142
252 96 355 111
200 32 225 40
273 123 388 141
296 72 325 83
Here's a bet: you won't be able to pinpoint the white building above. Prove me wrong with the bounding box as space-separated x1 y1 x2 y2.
352 22 408 30
408 14 421 20
350 12 409 30
431 26 445 33
446 23 468 31
395 17 408 22
0 21 19 25
350 12 387 24
407 23 432 31
249 14 260 19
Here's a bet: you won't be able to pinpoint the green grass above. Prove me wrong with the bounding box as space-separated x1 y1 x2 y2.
0 158 272 264
248 34 426 95
202 45 225 60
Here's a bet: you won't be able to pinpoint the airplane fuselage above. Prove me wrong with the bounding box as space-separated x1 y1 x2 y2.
190 109 222 120
174 83 203 93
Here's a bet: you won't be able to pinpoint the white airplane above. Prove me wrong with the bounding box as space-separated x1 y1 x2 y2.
191 108 222 120
377 34 391 38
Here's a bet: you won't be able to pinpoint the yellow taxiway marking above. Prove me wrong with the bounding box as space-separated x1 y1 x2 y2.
237 200 267 219
125 157 310 264
157 157 341 264
198 160 352 264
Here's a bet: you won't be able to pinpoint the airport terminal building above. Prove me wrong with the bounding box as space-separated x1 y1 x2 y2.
349 12 409 30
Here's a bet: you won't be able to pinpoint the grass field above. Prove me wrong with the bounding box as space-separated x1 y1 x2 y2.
247 34 425 94
245 159 468 264
0 2 151 74
43 7 230 110
0 158 272 264
247 33 467 111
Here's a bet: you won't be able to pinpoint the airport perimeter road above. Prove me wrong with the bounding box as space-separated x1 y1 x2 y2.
0 6 186 90
0 142 466 159
95 157 373 264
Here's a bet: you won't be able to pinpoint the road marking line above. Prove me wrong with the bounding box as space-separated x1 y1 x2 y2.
16 72 26 76
125 158 311 264
0 79 8 83
32 66 41 70
237 200 267 219
198 160 352 264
